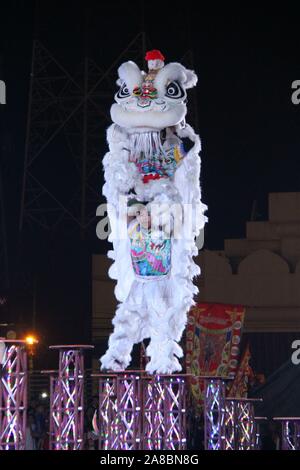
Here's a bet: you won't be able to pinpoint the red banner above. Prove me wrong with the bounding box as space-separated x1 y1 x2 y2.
227 343 253 398
186 303 245 408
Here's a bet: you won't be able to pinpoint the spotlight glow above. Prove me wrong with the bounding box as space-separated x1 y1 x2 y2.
25 335 38 345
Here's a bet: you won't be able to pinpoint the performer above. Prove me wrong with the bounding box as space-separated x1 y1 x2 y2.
100 50 207 374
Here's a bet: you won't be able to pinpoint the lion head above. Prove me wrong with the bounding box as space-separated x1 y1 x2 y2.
110 60 198 133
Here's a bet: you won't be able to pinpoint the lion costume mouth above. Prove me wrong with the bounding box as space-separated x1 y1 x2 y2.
110 102 187 132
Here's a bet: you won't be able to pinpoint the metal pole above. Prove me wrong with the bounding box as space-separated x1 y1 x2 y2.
95 371 143 450
116 372 143 450
236 400 254 450
224 398 236 450
95 374 117 450
144 374 187 450
202 376 228 450
94 372 187 450
274 417 300 450
0 340 28 450
225 398 263 450
162 375 186 450
49 345 94 450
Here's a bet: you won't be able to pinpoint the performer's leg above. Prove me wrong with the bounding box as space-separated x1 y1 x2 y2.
146 307 186 374
146 327 183 375
100 303 147 371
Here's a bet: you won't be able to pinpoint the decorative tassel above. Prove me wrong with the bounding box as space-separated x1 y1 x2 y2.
128 131 166 162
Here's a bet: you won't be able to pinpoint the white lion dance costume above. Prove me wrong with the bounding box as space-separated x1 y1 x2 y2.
100 50 207 374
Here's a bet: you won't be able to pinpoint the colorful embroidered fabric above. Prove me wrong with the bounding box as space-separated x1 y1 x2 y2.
133 144 185 184
128 221 171 278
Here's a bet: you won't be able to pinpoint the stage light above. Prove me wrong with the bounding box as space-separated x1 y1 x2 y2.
25 335 38 345
41 392 48 399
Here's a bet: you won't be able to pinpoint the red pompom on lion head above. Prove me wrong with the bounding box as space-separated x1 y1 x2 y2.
145 50 165 62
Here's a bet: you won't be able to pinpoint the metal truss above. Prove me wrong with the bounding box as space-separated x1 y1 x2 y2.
274 417 300 450
0 341 27 450
224 397 235 450
49 345 93 450
20 33 199 238
20 33 146 236
116 372 143 450
225 398 262 450
236 400 254 450
203 377 227 450
97 371 143 450
97 374 118 450
49 372 59 450
145 375 187 451
95 372 187 451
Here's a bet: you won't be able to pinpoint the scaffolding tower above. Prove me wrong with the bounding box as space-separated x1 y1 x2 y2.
19 32 198 240
19 32 147 238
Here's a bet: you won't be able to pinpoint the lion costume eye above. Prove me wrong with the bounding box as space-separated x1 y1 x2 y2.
116 83 131 99
165 81 185 99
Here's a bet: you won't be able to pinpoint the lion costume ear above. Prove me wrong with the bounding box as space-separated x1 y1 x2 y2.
117 61 143 93
183 69 198 89
154 62 198 96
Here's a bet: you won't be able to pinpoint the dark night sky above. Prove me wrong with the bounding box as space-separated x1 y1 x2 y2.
1 3 300 352
1 3 300 246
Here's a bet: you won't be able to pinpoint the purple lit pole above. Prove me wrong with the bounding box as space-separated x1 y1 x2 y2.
273 417 300 450
144 374 187 451
224 397 235 450
148 374 186 450
225 398 263 450
49 345 94 450
143 375 154 449
95 372 187 450
95 373 118 450
202 376 228 450
116 371 143 450
95 371 143 450
0 340 28 450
